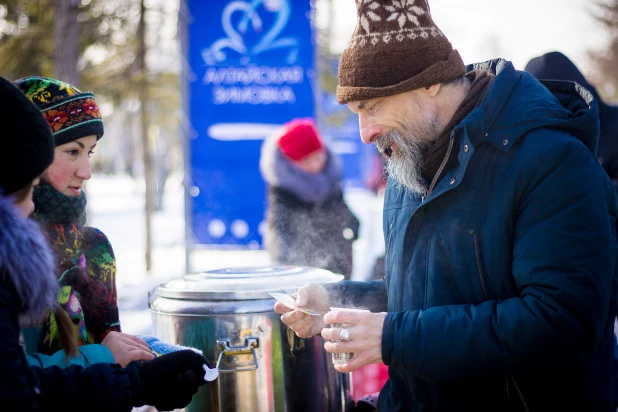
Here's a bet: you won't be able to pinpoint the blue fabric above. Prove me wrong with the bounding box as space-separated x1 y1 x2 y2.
26 344 114 369
22 326 114 368
378 59 618 411
137 335 202 357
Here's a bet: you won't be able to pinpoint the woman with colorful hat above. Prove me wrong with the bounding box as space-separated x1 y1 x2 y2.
12 77 156 369
0 75 210 411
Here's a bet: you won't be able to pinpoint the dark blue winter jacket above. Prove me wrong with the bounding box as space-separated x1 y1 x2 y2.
331 59 618 411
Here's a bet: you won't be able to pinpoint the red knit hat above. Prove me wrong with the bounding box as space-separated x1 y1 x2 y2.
277 118 324 161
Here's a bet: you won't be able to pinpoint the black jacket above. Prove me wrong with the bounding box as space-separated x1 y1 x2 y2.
266 187 359 278
260 136 360 278
0 195 140 411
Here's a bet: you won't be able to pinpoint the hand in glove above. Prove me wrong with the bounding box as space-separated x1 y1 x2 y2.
133 349 209 410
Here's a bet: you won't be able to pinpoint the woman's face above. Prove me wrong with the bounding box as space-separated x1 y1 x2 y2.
44 135 97 197
13 177 40 218
295 149 327 174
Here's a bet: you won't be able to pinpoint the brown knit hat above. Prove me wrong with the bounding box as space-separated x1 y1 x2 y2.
337 0 466 104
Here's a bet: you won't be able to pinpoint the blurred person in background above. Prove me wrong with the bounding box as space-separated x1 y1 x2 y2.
275 1 618 411
260 118 360 279
365 149 388 197
0 75 209 411
525 51 618 191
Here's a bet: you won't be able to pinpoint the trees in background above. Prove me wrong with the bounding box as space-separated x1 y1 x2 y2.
590 1 618 98
0 0 182 271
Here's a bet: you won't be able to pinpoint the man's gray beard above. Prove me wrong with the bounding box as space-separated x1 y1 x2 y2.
383 130 426 195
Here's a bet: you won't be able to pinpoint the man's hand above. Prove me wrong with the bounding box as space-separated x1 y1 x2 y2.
101 331 154 366
321 309 387 373
274 283 330 338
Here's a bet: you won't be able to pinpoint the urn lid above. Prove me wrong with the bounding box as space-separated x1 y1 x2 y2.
156 265 343 300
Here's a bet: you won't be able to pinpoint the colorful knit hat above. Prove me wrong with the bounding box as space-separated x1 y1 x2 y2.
13 77 104 146
337 0 467 104
277 118 324 161
0 76 54 195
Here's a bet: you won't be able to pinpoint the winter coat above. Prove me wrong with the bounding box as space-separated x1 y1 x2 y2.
21 223 119 368
22 182 120 368
329 59 618 411
260 139 360 278
525 51 618 410
0 194 141 411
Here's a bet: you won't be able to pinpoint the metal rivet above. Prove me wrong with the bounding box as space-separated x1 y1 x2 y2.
450 177 456 185
502 139 509 146
463 144 469 152
485 133 489 137
468 230 474 235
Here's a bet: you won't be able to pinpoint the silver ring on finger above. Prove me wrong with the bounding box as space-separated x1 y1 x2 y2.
340 327 351 341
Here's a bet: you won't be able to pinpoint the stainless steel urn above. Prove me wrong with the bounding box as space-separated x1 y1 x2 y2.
149 266 353 412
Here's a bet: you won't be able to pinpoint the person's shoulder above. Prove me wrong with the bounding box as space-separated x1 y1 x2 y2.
80 226 110 241
515 128 612 195
519 127 593 162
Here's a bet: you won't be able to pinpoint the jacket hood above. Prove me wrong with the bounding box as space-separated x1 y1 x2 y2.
260 132 343 203
524 52 618 169
462 59 600 156
0 195 58 326
524 52 603 108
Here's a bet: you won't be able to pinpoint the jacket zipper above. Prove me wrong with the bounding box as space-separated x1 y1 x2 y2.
471 233 529 411
383 224 393 282
471 231 490 300
426 131 456 198
510 377 530 412
384 222 414 405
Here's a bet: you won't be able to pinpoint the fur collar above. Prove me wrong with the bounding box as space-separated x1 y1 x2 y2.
260 134 342 203
0 195 58 327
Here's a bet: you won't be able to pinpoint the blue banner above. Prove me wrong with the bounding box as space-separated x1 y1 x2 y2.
187 0 316 247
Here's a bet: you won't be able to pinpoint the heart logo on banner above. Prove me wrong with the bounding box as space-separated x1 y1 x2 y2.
202 0 300 66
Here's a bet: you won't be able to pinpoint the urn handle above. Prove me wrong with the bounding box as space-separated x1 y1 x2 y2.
216 337 259 373
147 285 160 309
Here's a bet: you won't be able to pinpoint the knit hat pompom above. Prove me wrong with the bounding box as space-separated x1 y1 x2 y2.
13 77 104 146
337 0 466 104
0 76 54 195
277 118 324 162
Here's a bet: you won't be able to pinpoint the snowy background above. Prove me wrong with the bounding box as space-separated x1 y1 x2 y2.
87 173 385 337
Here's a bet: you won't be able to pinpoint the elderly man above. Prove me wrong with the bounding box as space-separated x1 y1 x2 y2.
274 1 618 411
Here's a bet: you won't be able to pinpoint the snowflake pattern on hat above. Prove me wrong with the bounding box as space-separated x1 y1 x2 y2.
337 0 466 104
385 0 425 28
350 0 443 48
357 0 382 34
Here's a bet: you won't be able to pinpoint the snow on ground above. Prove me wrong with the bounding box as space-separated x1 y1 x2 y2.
87 173 384 336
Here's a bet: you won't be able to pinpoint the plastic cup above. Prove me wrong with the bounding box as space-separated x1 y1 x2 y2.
328 307 370 366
